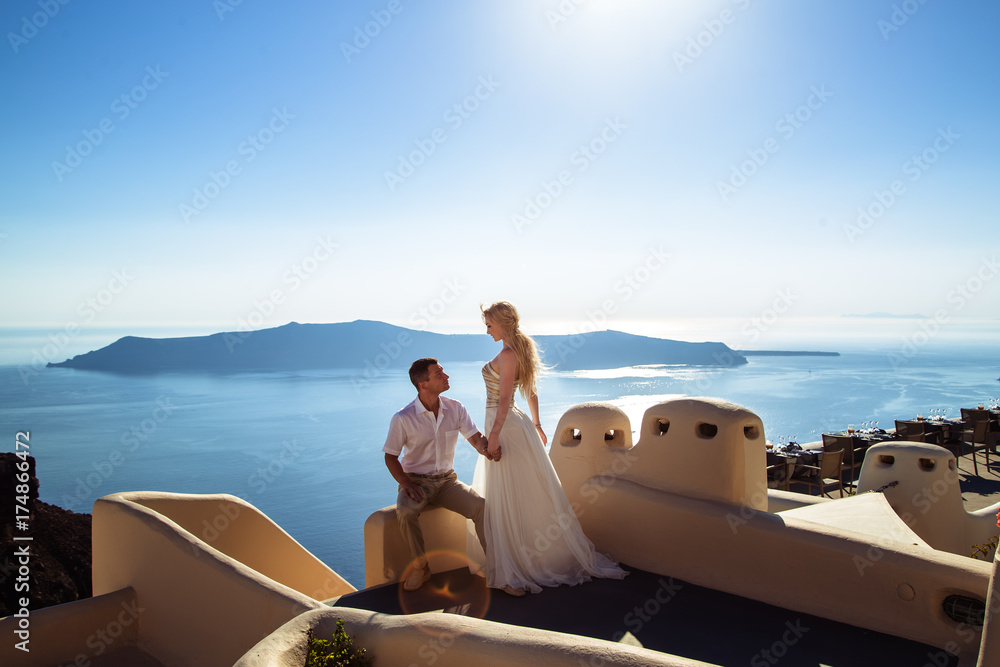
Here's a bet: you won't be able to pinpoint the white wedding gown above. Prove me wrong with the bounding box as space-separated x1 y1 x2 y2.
469 362 627 593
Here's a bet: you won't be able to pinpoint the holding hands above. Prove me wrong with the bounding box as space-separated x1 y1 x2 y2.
487 430 503 460
476 433 501 461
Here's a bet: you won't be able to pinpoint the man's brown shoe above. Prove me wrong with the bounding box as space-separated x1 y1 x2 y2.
403 565 431 591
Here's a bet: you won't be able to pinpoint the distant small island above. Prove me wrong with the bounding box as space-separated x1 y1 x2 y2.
841 312 925 319
738 350 840 357
45 320 787 374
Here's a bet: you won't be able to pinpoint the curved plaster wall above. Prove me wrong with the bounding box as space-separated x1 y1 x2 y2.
549 398 994 662
92 491 341 667
235 605 715 667
364 503 473 588
131 493 355 601
857 441 1000 556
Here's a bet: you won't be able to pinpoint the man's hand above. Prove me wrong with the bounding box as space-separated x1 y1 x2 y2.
481 437 501 461
487 439 502 461
387 453 425 503
402 482 425 503
471 432 500 461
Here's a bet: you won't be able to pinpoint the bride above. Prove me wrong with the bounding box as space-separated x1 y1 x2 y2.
470 301 627 596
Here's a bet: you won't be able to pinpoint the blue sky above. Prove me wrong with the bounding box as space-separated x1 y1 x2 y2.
2 0 998 359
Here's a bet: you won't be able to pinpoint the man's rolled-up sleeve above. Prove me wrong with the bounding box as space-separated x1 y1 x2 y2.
455 402 480 439
382 414 406 456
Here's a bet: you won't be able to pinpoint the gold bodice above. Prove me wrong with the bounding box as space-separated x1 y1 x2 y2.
483 362 516 409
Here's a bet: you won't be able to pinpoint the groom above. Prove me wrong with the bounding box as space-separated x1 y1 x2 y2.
383 358 504 592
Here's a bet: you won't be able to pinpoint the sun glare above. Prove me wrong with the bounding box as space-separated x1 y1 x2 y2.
529 0 719 84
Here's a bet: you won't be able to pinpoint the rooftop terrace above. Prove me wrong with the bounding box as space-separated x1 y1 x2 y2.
335 564 960 666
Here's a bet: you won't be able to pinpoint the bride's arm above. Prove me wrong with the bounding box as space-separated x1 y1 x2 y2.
527 390 547 445
487 348 517 456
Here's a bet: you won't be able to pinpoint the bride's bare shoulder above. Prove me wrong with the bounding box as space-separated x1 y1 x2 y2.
495 347 518 370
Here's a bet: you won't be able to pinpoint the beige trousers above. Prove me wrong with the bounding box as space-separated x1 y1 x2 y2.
396 470 486 564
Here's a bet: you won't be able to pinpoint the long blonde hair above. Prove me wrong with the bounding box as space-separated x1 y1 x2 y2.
481 301 545 398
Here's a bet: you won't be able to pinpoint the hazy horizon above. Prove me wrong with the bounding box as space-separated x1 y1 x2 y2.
2 314 998 368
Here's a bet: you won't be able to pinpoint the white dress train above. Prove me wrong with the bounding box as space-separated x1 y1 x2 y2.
468 362 627 593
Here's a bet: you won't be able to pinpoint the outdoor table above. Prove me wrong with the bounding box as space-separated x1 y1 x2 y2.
831 430 895 445
897 419 963 443
826 430 893 458
766 446 819 487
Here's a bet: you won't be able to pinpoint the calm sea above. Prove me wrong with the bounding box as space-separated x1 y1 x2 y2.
2 326 999 588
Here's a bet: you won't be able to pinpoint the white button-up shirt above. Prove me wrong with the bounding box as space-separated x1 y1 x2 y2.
382 395 480 475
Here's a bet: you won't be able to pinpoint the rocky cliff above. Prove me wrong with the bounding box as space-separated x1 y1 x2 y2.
0 453 92 615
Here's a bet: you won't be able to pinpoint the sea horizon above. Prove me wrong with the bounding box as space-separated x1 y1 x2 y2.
2 315 998 369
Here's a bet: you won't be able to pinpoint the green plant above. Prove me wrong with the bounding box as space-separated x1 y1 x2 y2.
971 536 998 561
305 620 373 667
971 508 1000 561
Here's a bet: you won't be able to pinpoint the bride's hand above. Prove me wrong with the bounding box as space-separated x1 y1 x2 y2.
536 423 547 445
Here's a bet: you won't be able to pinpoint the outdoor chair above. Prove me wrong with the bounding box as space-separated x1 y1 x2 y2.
960 417 998 476
894 420 939 445
900 418 976 473
961 407 993 424
766 458 795 491
822 433 864 487
791 447 845 498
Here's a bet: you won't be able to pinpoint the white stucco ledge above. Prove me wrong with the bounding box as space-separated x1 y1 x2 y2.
365 503 473 588
778 491 931 548
0 586 153 667
856 441 1000 556
90 491 355 667
234 605 718 667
